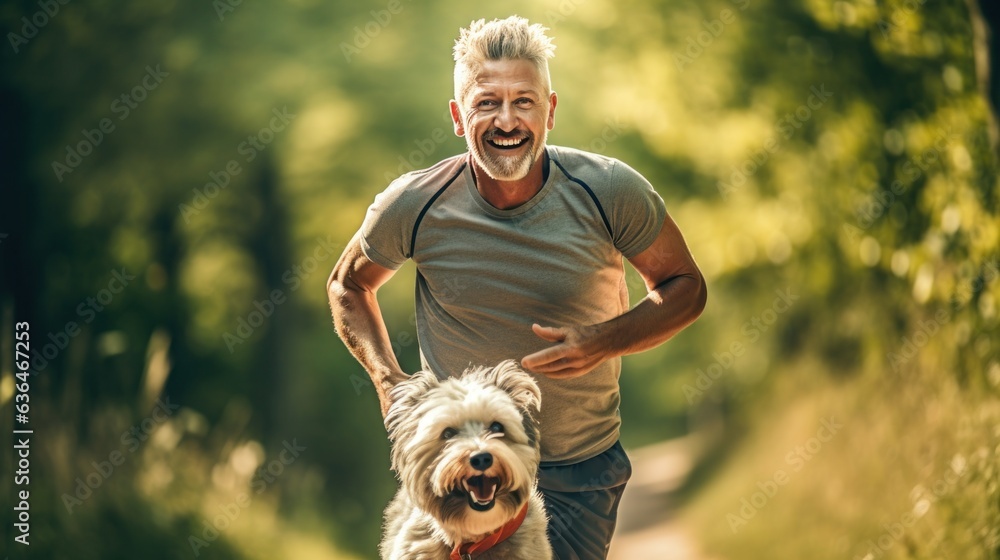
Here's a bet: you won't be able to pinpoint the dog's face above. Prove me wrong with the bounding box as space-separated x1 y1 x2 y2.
385 360 541 537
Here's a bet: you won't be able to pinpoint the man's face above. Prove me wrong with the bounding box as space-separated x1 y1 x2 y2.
450 59 557 182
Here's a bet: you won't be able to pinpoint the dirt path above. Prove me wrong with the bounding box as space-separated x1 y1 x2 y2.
607 437 711 560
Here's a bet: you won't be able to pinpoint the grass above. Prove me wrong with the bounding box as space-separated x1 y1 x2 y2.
680 353 1000 560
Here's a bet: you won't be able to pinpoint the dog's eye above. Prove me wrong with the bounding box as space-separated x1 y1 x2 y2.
489 422 504 434
441 428 458 440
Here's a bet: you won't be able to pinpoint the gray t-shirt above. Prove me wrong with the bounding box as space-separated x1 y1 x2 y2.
360 145 666 464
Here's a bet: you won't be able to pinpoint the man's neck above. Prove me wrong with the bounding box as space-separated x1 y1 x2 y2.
471 150 549 210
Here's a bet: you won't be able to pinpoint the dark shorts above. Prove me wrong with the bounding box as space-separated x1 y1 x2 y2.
537 441 632 560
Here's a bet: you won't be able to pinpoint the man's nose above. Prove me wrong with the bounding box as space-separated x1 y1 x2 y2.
493 102 517 132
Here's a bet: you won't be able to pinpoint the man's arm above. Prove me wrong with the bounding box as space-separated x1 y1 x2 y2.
327 232 409 416
521 213 707 379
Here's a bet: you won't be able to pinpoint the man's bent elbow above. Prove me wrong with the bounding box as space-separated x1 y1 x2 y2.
326 266 344 304
690 273 708 321
327 260 357 314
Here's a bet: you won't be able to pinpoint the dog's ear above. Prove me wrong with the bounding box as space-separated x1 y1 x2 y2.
475 359 541 414
384 370 439 439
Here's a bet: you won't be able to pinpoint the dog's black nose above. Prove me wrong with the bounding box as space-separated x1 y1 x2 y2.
469 452 493 471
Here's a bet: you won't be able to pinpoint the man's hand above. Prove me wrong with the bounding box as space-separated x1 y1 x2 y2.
521 213 707 380
521 323 614 379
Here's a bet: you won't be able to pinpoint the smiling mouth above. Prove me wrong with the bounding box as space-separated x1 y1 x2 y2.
459 475 501 511
486 135 529 150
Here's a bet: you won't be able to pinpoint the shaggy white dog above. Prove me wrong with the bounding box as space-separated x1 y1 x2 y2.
380 360 552 560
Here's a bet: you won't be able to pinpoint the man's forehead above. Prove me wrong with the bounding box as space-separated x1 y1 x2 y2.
469 59 547 92
469 81 543 96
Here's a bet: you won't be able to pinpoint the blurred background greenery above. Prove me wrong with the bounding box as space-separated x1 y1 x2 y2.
1 0 998 558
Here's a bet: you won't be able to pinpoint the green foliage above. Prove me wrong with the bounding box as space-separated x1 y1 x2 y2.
0 0 997 557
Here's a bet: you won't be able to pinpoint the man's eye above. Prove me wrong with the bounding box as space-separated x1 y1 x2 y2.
478 100 497 108
516 98 533 107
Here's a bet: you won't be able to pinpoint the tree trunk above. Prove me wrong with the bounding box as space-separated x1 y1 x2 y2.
967 0 1000 155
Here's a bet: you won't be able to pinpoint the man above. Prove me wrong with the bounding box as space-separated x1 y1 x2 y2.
328 16 706 560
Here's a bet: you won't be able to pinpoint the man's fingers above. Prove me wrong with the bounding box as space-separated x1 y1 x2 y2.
536 363 593 379
522 347 595 378
531 323 567 342
523 324 569 369
540 368 584 379
521 346 569 370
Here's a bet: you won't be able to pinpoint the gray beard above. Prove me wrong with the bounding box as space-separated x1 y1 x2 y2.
469 130 547 181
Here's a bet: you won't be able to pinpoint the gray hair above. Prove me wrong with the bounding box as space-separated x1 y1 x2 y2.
453 16 556 104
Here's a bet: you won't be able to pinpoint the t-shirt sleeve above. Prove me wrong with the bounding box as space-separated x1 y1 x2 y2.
609 159 667 258
359 177 417 270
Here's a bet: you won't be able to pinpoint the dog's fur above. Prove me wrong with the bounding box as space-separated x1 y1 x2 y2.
380 360 552 560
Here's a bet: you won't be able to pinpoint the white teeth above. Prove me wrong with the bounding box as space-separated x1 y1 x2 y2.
489 136 526 147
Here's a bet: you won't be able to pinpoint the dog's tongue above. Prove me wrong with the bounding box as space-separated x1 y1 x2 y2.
468 476 498 503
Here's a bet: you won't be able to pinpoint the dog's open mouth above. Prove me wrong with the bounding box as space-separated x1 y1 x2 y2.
461 475 501 511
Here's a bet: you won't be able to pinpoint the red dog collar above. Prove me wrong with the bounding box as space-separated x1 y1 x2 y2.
450 503 529 560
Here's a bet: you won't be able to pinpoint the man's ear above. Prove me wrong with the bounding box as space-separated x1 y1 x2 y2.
547 91 558 130
449 100 465 137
